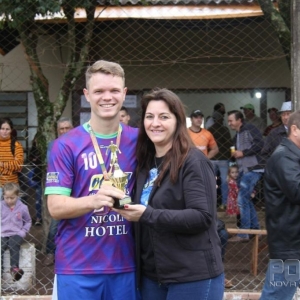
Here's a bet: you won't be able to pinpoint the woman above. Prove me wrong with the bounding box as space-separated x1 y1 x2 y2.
0 118 24 199
115 88 224 300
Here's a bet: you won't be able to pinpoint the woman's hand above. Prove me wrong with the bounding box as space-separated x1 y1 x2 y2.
113 204 146 222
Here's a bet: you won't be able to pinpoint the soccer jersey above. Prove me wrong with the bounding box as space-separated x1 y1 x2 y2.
45 123 138 275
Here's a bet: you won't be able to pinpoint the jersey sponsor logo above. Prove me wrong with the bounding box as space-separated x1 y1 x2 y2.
88 172 133 216
46 172 59 183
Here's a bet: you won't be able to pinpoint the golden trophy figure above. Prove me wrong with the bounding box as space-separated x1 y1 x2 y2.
110 163 133 209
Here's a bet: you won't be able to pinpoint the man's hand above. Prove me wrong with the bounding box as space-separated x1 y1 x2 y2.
232 150 244 158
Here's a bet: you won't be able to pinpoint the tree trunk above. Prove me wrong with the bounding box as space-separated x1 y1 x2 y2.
258 0 291 69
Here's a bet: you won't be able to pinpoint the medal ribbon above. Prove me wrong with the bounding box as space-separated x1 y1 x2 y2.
87 121 122 181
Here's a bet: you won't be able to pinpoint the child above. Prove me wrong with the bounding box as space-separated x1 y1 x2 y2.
1 183 32 281
226 165 239 217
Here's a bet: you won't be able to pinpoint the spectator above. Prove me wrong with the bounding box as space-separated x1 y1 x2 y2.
208 111 232 209
28 133 43 226
119 106 131 125
1 183 31 281
227 110 264 242
260 110 300 300
263 107 281 136
115 88 224 300
43 117 73 266
261 101 292 159
205 103 226 129
188 109 219 159
45 60 139 299
240 104 266 134
0 118 24 201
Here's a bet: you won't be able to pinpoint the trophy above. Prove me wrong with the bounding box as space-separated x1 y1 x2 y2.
110 163 134 209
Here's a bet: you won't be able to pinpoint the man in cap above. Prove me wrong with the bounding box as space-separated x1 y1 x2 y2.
205 103 226 129
188 109 219 159
261 101 292 159
240 103 266 134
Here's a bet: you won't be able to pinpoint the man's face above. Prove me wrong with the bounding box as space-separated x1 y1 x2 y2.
83 73 127 121
57 121 73 137
228 114 242 131
281 111 292 126
269 110 279 123
120 110 130 125
243 108 253 119
219 105 226 115
191 115 203 127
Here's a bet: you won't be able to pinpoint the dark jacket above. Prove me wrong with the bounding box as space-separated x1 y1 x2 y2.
264 138 300 260
232 122 265 173
261 124 287 159
208 122 232 160
134 147 224 284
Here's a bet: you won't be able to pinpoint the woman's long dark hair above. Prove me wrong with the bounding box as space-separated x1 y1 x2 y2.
136 88 193 185
0 117 17 156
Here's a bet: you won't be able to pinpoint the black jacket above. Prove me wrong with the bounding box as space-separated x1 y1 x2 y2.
134 147 224 284
264 138 300 260
261 124 287 159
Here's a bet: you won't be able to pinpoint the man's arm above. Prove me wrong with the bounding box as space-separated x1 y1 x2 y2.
47 185 125 220
207 144 219 159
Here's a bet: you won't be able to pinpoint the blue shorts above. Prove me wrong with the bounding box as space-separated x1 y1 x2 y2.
53 272 140 300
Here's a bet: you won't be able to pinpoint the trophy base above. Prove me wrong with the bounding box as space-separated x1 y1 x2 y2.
113 196 134 209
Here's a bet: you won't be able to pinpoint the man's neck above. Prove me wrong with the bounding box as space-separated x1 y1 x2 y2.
90 117 120 135
189 125 202 133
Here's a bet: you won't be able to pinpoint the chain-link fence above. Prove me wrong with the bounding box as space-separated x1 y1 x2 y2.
0 0 294 297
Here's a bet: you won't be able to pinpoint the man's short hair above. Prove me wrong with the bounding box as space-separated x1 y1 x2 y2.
57 117 73 127
287 110 300 136
214 103 224 111
120 106 129 114
85 60 125 89
227 110 244 121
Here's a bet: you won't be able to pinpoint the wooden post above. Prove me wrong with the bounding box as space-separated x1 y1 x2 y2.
292 0 300 111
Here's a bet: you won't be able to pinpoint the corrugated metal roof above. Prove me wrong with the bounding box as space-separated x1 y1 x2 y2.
115 0 256 4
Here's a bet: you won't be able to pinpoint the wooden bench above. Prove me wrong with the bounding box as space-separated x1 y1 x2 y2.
227 228 267 276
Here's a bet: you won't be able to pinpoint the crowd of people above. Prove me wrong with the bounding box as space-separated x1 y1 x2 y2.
1 59 298 300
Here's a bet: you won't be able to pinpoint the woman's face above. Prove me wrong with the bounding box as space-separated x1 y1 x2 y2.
0 122 12 139
144 100 177 154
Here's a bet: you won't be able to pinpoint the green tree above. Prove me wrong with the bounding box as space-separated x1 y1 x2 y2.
258 0 291 69
0 0 98 160
0 0 99 241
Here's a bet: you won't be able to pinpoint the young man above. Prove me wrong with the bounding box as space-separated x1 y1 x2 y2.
188 109 219 159
120 106 131 125
45 60 139 299
227 110 264 242
260 110 300 300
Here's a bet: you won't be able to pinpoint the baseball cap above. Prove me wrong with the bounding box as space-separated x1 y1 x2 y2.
267 107 278 113
240 103 254 110
190 109 204 118
278 101 292 112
